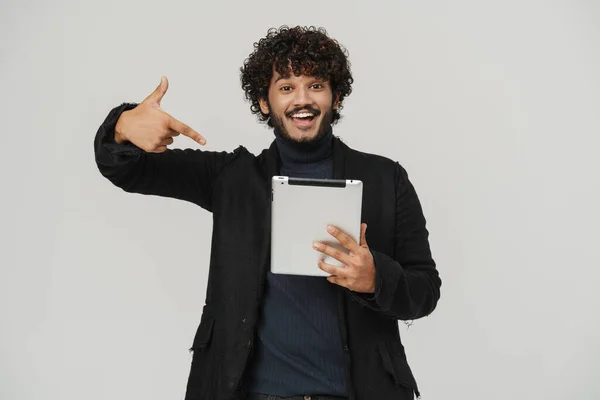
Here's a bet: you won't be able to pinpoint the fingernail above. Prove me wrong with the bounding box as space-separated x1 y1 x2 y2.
327 225 335 233
199 139 206 145
313 242 323 250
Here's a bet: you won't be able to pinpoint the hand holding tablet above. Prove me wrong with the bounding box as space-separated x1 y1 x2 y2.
313 223 377 294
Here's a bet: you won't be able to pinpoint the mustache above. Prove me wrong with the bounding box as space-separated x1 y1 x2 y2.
285 106 321 118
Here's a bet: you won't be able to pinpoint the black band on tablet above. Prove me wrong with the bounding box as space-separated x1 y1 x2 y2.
287 177 347 188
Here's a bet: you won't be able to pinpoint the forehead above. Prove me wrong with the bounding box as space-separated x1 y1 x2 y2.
272 72 325 83
271 70 327 85
270 62 327 82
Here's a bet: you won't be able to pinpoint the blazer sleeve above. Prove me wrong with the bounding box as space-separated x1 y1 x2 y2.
350 163 442 320
94 103 241 212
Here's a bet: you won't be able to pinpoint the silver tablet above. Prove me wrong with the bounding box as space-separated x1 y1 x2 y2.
270 176 363 277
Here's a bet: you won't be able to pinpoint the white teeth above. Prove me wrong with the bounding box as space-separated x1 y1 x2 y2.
292 112 314 118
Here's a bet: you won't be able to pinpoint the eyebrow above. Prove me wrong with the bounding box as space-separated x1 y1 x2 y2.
274 76 326 83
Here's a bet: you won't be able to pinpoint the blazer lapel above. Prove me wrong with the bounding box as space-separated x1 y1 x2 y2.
257 140 281 299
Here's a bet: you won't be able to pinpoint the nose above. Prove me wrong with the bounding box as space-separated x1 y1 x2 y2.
292 86 311 108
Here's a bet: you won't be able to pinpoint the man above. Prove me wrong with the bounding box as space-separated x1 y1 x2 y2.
94 26 441 400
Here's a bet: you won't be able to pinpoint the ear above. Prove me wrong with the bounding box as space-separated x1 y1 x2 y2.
258 97 270 115
333 93 341 110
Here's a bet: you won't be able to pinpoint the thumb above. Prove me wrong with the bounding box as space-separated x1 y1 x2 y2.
144 76 169 105
360 223 368 247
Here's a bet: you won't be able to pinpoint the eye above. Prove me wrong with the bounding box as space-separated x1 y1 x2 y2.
311 83 324 89
280 85 292 92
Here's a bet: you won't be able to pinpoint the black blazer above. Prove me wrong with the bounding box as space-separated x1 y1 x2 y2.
94 103 442 400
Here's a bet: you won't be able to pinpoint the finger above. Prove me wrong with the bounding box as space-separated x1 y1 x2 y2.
313 242 352 265
168 116 206 145
157 128 180 140
359 223 368 247
326 275 347 288
326 225 360 252
159 137 174 146
144 76 169 105
149 145 167 153
318 260 347 278
166 129 181 138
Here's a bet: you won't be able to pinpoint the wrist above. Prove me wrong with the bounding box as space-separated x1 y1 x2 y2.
114 111 129 144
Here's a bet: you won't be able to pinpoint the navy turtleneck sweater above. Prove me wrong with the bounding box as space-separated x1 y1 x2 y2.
246 128 348 397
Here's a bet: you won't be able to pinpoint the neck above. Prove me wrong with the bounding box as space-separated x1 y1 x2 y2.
274 127 334 164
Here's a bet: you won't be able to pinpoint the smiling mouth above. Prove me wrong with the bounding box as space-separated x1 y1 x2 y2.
289 115 316 129
287 110 319 129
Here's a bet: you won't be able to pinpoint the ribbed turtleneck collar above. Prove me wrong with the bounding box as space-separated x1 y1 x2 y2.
274 127 334 165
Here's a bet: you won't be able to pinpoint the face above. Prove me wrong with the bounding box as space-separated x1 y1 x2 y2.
259 70 340 144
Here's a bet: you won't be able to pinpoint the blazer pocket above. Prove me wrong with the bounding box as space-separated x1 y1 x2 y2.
378 342 420 398
190 315 215 352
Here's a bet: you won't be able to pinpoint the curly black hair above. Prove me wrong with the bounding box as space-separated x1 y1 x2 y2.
240 26 354 127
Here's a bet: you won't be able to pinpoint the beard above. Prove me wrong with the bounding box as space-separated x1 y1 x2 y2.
268 101 334 148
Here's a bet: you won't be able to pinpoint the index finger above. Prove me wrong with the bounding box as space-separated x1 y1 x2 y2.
168 115 206 145
327 225 360 252
318 260 349 278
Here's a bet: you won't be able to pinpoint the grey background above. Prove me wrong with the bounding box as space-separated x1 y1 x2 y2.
1 0 599 399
